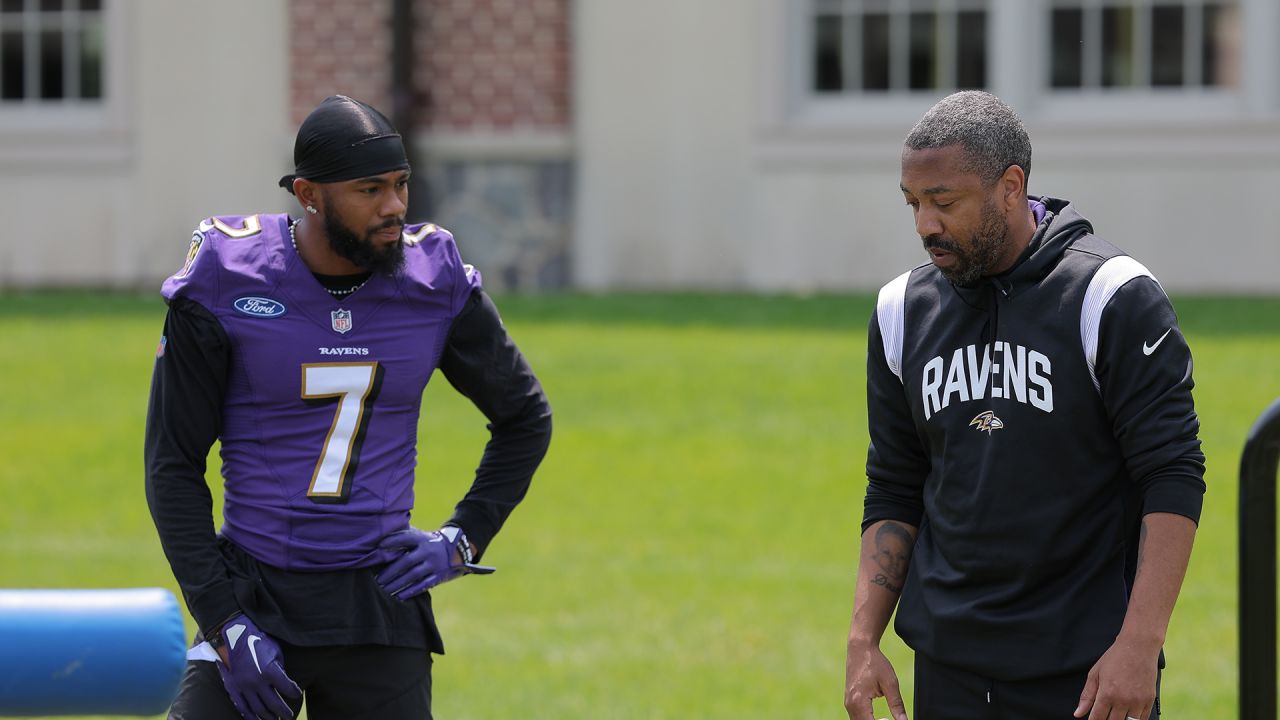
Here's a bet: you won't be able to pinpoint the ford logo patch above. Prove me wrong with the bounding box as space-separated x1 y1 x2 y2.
233 296 287 318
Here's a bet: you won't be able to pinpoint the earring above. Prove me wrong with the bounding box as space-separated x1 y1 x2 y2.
306 205 318 215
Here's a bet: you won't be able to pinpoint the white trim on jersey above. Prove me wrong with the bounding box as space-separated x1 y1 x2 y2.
876 269 913 384
1081 255 1162 392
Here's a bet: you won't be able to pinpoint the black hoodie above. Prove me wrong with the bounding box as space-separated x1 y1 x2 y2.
862 197 1205 680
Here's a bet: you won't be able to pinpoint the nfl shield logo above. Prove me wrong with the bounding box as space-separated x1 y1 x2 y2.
331 309 353 334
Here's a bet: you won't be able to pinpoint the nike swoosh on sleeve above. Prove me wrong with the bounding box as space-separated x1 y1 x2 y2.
1143 328 1173 355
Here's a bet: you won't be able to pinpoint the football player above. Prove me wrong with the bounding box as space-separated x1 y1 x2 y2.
146 95 552 719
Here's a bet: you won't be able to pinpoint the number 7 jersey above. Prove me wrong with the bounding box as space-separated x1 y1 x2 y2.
162 213 481 571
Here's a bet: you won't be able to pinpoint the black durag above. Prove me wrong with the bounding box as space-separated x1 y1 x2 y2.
279 95 409 192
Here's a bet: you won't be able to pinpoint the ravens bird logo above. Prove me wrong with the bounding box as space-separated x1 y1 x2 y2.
969 410 1004 434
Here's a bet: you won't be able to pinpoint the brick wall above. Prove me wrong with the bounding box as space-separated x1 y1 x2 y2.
290 0 571 132
289 0 392 125
419 0 571 131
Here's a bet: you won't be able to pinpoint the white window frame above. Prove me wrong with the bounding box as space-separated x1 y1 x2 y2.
0 0 103 103
0 0 130 169
809 0 992 95
1043 0 1221 90
1031 0 1242 123
756 0 1280 165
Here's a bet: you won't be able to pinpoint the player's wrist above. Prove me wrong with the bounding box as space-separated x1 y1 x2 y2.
440 525 475 565
204 611 244 649
846 624 888 651
1115 625 1165 653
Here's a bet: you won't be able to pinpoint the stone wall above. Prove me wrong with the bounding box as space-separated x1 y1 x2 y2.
423 158 572 290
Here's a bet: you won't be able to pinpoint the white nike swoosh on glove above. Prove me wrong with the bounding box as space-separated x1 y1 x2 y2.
248 635 263 673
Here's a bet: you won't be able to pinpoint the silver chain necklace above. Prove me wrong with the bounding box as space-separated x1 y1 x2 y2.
290 218 369 298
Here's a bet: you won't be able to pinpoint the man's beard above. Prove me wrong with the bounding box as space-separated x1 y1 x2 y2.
923 198 1009 287
323 212 406 275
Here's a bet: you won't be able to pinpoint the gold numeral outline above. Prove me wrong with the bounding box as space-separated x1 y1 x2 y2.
300 361 384 504
198 215 263 239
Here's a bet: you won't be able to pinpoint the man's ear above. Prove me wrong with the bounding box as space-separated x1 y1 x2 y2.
999 164 1027 212
293 178 320 211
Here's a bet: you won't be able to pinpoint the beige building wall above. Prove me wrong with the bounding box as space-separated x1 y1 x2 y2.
3 1 1277 293
574 0 1280 293
572 0 758 290
0 0 290 288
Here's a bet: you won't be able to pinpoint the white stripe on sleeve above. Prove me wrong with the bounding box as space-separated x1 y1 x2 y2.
1080 255 1161 392
876 270 912 384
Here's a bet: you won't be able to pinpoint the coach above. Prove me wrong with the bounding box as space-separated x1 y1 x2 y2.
843 92 1205 720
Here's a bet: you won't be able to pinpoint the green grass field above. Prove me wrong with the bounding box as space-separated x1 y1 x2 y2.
1 291 1277 719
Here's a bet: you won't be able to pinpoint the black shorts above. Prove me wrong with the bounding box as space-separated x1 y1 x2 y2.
914 653 1160 720
168 636 432 720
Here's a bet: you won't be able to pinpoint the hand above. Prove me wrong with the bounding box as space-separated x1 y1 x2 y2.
1073 636 1159 720
213 614 302 720
845 642 908 720
375 525 496 600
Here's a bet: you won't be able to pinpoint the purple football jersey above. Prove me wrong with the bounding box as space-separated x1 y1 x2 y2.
162 213 481 570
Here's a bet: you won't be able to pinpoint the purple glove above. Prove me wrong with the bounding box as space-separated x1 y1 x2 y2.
375 525 495 600
213 614 302 720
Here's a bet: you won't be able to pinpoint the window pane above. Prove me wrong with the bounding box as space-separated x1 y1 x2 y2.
1 30 23 99
40 0 62 11
861 12 890 91
955 10 986 89
80 0 102 11
813 13 844 92
1202 3 1239 88
908 11 935 90
1050 8 1083 88
1150 5 1184 86
1 0 24 13
79 15 101 98
39 28 62 98
1101 6 1135 87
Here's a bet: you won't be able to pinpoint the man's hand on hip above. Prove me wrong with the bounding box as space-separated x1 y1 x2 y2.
375 525 495 600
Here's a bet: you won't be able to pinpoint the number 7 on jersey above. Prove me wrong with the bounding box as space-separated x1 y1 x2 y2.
301 362 384 503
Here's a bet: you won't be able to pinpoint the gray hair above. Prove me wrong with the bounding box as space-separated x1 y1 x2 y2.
904 91 1032 188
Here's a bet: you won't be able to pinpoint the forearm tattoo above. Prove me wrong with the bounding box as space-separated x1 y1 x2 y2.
872 573 901 593
871 521 913 595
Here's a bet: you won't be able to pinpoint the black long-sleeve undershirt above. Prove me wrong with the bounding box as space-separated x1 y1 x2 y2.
144 297 237 635
144 289 551 636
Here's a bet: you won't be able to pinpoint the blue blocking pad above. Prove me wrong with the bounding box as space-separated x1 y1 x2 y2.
0 588 187 716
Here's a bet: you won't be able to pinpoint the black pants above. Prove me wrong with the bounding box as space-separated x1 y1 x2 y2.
168 637 432 720
914 653 1160 720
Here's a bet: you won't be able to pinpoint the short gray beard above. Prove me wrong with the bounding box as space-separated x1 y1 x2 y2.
925 199 1009 287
